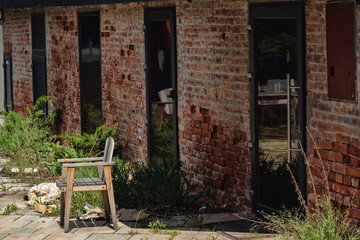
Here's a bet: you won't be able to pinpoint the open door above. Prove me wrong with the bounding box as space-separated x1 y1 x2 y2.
250 4 306 213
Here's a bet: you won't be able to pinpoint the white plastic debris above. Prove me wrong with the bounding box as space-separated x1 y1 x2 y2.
79 207 105 220
198 206 207 212
27 183 61 206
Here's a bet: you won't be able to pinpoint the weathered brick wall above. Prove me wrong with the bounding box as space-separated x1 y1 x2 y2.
306 0 360 224
6 0 359 222
3 0 252 214
176 0 251 214
46 7 80 134
100 4 147 161
3 9 32 115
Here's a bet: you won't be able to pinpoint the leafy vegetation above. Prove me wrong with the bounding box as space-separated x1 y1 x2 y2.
1 204 18 215
0 96 208 218
112 157 208 212
257 128 360 239
81 99 103 134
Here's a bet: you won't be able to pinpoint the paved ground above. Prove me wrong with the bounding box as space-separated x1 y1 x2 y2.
0 214 279 240
0 162 280 240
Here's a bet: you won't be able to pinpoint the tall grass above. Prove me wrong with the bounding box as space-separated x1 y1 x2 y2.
258 128 360 239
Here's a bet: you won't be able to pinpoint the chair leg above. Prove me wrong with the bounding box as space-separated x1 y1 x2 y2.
102 190 110 222
64 167 75 233
103 166 118 230
60 192 66 226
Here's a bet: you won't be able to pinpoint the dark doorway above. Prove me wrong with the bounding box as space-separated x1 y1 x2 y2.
4 53 13 112
250 4 306 213
145 9 178 163
78 12 102 134
32 13 47 114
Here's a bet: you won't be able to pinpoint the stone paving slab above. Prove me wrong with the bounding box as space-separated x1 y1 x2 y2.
0 234 9 240
14 214 41 222
0 219 29 228
44 233 92 240
128 234 171 240
73 226 116 234
0 227 40 234
2 233 49 240
86 233 131 240
0 215 21 221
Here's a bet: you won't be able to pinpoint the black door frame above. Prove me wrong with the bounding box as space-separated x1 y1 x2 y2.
249 3 307 214
144 8 179 163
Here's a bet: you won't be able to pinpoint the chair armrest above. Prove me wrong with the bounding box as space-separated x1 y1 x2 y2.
62 162 115 168
58 157 104 163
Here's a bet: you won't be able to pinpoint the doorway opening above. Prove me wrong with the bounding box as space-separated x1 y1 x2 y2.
250 4 306 213
78 12 102 134
32 13 47 115
144 9 178 163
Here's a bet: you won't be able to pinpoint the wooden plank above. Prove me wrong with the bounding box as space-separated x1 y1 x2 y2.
73 185 106 191
64 167 74 233
62 162 115 168
103 166 118 230
61 167 68 179
60 192 65 226
102 190 110 222
58 157 103 163
58 185 106 192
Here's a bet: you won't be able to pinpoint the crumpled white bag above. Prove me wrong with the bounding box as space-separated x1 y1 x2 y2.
27 183 61 206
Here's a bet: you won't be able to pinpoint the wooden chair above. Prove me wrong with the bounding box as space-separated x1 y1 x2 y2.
55 137 118 233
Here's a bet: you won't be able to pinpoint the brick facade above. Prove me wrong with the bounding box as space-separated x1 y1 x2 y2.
306 0 360 224
2 0 359 223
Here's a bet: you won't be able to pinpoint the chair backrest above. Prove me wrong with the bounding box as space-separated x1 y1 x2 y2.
100 137 114 181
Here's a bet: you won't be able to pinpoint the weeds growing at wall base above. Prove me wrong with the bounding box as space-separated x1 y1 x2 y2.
0 96 209 217
256 127 360 239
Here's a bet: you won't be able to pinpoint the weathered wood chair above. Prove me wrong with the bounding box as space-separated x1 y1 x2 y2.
55 137 118 233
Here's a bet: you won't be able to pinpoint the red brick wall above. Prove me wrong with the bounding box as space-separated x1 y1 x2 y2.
100 4 147 162
176 0 251 214
3 0 359 222
46 7 80 134
3 9 32 115
3 0 252 215
306 0 360 224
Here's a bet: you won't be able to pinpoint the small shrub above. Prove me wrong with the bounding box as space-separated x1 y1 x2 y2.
56 124 118 158
148 220 167 233
112 157 208 212
257 128 360 239
2 204 18 215
261 196 359 240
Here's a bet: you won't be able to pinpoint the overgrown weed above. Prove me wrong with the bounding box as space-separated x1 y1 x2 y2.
257 127 360 239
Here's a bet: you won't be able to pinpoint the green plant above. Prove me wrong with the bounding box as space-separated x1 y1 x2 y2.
0 96 60 175
148 220 167 233
81 99 103 134
257 128 360 239
164 229 181 240
1 204 18 215
261 196 359 240
41 204 61 217
0 183 13 193
184 212 204 227
112 157 208 212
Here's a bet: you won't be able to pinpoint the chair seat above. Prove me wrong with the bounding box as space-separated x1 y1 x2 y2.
56 178 106 192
